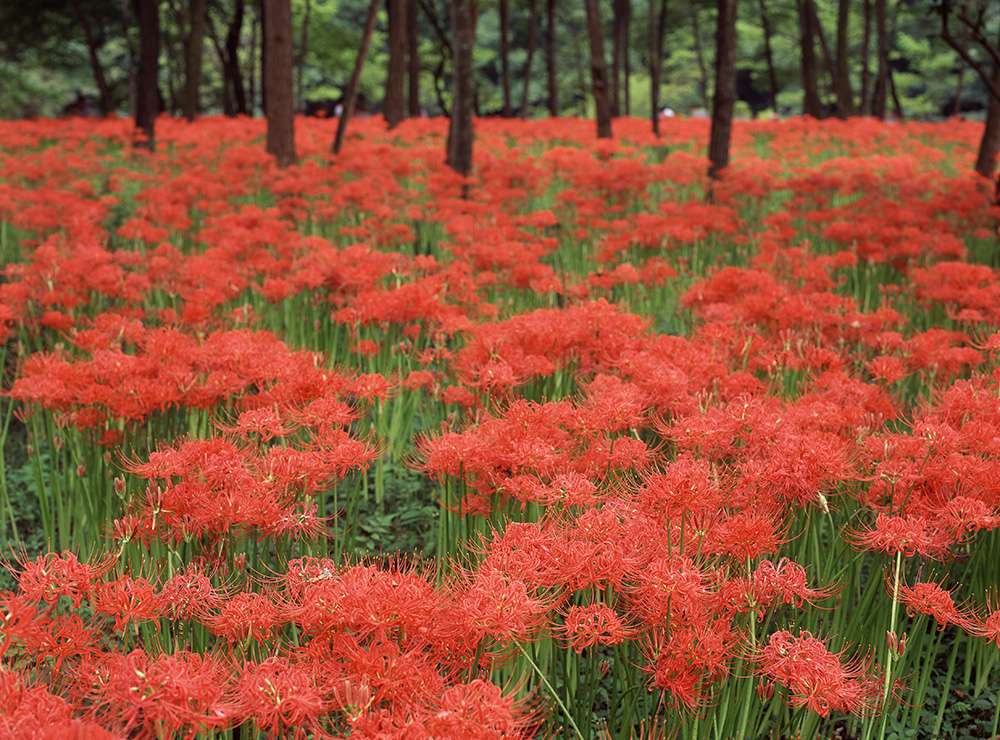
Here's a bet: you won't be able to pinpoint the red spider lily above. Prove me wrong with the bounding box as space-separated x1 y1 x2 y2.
895 580 980 632
234 656 332 738
559 602 635 653
203 591 283 644
88 649 233 739
849 513 954 559
9 550 115 608
455 566 554 647
91 575 164 633
0 667 120 740
754 630 888 718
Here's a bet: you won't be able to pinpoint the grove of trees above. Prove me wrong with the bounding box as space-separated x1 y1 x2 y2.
3 0 1000 180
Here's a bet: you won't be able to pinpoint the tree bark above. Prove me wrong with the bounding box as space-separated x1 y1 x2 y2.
708 0 736 181
650 0 667 135
70 0 114 114
976 32 1000 182
691 4 708 108
334 0 380 153
386 0 407 126
500 0 512 115
228 0 248 114
623 0 631 115
135 0 159 149
547 0 558 115
799 0 822 117
836 0 854 116
872 0 888 119
296 0 310 111
584 0 612 137
756 0 777 112
521 0 537 117
264 0 296 166
447 0 474 184
612 0 628 116
807 0 840 113
407 0 420 115
184 0 206 120
860 0 871 114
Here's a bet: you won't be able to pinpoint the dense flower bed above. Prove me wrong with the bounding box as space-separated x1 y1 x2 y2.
1 114 1000 739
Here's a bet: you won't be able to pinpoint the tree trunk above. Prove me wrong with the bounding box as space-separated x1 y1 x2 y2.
860 0 871 114
623 0 631 115
547 0 558 115
500 0 512 115
264 0 296 166
184 0 206 120
612 0 628 116
708 0 736 181
872 0 887 119
978 96 1000 184
70 0 114 114
976 32 1000 182
334 0 380 153
447 0 474 184
691 4 708 108
259 0 266 115
799 0 822 117
584 0 612 137
407 0 420 115
836 0 854 116
296 0 310 111
228 0 248 114
248 0 258 113
756 0 777 112
135 0 159 149
521 0 537 117
807 0 840 114
650 0 667 135
386 0 407 126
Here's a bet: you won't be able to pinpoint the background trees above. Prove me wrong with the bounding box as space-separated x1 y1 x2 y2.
3 0 999 176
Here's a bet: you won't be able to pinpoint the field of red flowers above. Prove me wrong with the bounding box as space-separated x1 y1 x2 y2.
2 114 1000 740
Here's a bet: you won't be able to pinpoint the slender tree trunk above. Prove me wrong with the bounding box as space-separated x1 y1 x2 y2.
249 0 258 113
756 0 777 112
296 0 310 111
547 0 558 115
259 0 267 115
807 0 840 114
183 0 206 120
334 0 380 153
70 0 114 114
708 0 737 181
976 30 1000 182
623 0 631 115
872 0 887 119
500 0 512 115
836 0 854 116
612 0 627 116
121 0 138 115
799 0 822 117
860 0 871 114
407 0 420 115
135 0 159 149
228 0 248 114
584 0 612 137
650 0 667 134
386 0 407 126
521 0 537 117
691 4 708 107
447 0 475 184
264 0 296 166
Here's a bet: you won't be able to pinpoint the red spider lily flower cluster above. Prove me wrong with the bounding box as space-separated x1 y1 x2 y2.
3 114 1000 739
